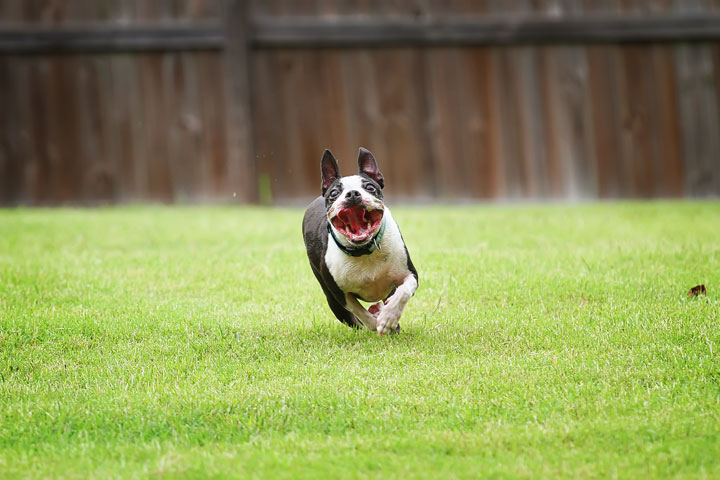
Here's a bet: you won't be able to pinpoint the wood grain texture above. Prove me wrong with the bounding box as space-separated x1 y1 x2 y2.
222 0 256 202
1 0 719 204
587 45 625 198
675 44 720 197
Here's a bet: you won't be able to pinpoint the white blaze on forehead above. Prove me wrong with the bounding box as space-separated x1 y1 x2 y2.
340 175 364 193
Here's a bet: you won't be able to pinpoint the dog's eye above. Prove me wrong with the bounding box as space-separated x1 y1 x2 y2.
329 188 340 199
364 184 376 193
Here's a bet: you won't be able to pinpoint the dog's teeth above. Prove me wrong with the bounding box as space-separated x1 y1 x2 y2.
367 222 371 230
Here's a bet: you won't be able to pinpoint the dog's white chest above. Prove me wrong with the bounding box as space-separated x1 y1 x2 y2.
325 211 410 303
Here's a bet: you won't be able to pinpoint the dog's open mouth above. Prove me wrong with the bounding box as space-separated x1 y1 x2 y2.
331 205 384 243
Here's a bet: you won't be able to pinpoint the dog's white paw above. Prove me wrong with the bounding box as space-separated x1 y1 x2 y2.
376 303 402 336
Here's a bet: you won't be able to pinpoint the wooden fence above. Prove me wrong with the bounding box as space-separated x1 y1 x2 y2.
1 0 720 205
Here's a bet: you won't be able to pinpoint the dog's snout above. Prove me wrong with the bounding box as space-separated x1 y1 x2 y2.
346 190 361 200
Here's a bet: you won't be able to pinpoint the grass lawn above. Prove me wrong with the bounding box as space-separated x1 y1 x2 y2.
1 202 719 478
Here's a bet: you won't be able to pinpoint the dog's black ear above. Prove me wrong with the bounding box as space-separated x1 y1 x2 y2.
321 149 341 195
357 147 384 189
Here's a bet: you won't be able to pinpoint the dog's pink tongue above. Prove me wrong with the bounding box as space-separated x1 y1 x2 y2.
338 206 367 234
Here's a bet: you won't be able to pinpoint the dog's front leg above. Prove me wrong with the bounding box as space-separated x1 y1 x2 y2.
344 294 378 331
377 274 418 336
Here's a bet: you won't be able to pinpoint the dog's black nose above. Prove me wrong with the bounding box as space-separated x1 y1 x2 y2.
346 190 361 200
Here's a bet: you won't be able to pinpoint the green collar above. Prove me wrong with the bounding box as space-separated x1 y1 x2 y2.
327 217 387 257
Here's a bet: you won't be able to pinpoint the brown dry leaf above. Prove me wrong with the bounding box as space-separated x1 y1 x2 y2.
687 285 707 297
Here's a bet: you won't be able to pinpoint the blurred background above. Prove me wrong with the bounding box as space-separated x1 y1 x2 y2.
0 0 719 206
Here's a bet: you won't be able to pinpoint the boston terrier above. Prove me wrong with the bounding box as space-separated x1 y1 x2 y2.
302 148 418 336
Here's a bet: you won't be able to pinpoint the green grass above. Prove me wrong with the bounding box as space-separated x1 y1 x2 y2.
1 202 719 479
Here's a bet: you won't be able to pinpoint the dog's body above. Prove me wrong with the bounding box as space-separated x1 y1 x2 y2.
302 148 418 335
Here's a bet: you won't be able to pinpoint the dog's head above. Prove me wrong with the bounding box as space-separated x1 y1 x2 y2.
321 147 385 246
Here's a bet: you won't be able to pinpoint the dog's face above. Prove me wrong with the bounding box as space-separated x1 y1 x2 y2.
321 148 386 246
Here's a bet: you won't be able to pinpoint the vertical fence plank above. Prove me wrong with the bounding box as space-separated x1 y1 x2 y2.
515 46 551 198
340 49 384 184
203 53 232 200
193 52 218 198
49 55 84 203
674 0 720 197
176 51 205 200
109 54 139 201
542 46 595 198
26 59 50 203
297 51 328 198
587 45 625 198
372 0 435 199
620 45 656 198
277 49 316 200
137 53 172 201
317 50 351 169
651 45 685 197
17 58 39 203
0 57 14 203
426 47 472 198
75 55 115 202
539 46 568 197
223 0 256 202
372 48 433 199
463 47 501 198
494 48 528 198
162 53 184 200
675 44 720 196
0 56 27 204
96 54 122 203
250 50 284 201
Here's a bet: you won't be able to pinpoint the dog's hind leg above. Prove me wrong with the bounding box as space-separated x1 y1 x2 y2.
343 294 378 331
323 291 362 328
